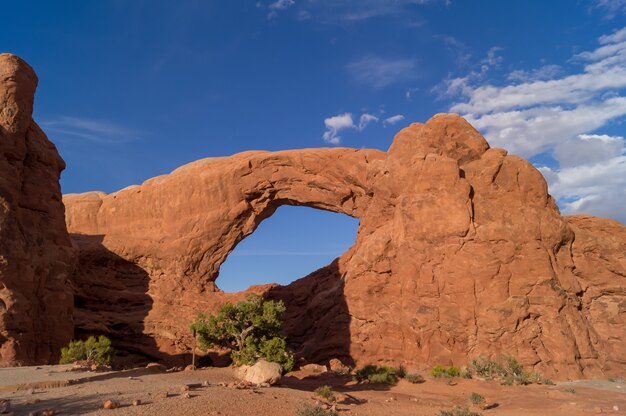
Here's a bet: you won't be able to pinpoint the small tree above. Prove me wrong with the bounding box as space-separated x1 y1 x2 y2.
191 294 295 371
59 335 115 366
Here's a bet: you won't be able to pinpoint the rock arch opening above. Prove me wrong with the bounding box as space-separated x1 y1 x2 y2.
215 205 359 293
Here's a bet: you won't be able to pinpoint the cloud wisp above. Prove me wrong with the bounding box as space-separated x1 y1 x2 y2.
443 27 626 223
267 0 295 19
347 56 418 89
322 111 399 144
288 0 445 23
593 0 626 19
383 114 405 126
40 116 140 145
322 113 355 145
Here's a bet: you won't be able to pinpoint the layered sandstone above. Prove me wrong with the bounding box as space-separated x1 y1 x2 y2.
64 114 626 379
0 54 75 365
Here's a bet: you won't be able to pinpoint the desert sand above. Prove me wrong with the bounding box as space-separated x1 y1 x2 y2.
1 365 625 415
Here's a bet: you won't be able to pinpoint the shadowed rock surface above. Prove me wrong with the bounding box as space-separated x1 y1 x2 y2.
0 54 75 365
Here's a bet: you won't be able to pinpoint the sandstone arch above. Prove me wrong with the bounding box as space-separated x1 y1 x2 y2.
64 114 626 379
0 53 624 379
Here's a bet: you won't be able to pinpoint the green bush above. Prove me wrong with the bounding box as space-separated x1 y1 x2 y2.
314 385 336 402
469 392 485 405
564 388 576 394
354 365 399 384
405 373 425 384
59 335 115 366
469 356 503 380
469 355 552 386
431 365 460 378
438 406 482 416
191 294 295 371
295 403 338 416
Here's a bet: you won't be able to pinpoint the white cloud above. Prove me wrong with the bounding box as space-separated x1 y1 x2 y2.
347 56 417 89
433 46 507 100
267 0 294 18
358 113 379 131
436 35 472 67
507 64 561 82
594 0 626 19
322 113 354 144
480 46 503 71
322 111 381 144
40 116 139 144
445 26 626 224
383 114 405 126
554 134 624 168
539 154 626 221
269 0 294 10
295 0 441 23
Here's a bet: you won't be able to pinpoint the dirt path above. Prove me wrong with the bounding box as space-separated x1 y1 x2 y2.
0 366 624 415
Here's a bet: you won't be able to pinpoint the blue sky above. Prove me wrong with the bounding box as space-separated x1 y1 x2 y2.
2 1 625 291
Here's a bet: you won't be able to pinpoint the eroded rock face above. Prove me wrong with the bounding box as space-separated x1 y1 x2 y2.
0 54 75 365
63 113 626 379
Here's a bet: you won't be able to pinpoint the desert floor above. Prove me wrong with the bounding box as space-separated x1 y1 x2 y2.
1 365 624 415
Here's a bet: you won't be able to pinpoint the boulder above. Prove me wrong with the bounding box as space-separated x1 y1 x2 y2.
234 360 282 385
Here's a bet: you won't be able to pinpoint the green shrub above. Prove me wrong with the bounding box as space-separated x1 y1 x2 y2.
469 355 552 386
438 406 482 416
469 392 485 405
59 335 115 366
469 356 503 380
314 385 336 402
431 365 460 378
564 388 576 393
191 294 295 371
405 373 425 384
354 365 398 384
295 403 338 416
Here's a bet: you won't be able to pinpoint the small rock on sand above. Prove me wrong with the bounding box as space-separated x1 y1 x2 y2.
103 400 120 409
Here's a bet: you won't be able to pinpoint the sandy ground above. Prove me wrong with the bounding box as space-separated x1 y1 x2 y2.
0 366 624 415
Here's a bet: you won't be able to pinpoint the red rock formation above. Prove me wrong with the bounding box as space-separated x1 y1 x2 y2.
0 54 75 365
1 53 622 377
63 114 626 379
